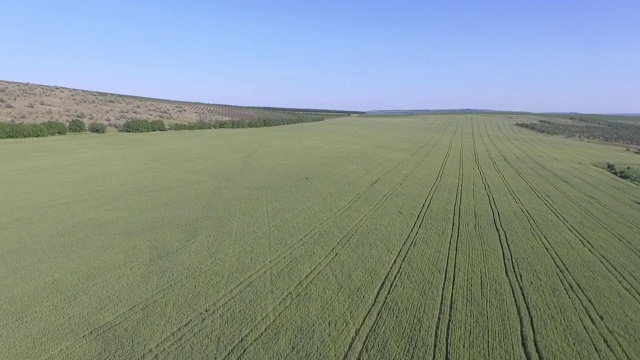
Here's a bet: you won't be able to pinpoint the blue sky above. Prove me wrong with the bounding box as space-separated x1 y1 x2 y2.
1 1 638 112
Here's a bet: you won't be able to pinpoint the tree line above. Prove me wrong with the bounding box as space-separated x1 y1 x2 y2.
1 114 331 140
516 118 640 146
0 119 105 139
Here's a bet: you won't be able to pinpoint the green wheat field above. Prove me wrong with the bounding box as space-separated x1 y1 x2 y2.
1 115 639 359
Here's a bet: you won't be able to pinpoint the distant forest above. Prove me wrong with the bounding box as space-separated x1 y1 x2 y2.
516 115 640 147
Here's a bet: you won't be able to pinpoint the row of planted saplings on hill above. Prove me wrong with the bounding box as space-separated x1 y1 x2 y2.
0 116 326 139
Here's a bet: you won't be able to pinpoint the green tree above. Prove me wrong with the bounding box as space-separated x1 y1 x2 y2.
150 120 167 131
43 121 68 135
123 119 152 132
88 122 107 133
68 119 86 132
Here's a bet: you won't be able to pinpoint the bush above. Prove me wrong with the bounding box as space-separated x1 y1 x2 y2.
0 123 31 138
68 119 86 132
193 121 212 130
617 169 631 179
248 120 265 128
0 122 67 139
43 121 68 135
123 119 152 133
0 123 21 138
169 122 189 131
165 117 320 132
27 124 48 137
150 120 167 131
88 122 107 133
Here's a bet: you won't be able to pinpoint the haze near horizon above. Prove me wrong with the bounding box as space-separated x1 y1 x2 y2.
1 0 638 113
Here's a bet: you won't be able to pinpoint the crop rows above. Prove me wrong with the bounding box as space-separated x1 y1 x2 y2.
0 115 638 359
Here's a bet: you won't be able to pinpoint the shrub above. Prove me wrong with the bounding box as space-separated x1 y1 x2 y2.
68 119 86 132
27 124 48 137
150 120 167 131
43 121 68 135
249 120 265 128
169 123 189 131
192 121 212 130
123 119 152 132
88 122 107 133
0 123 28 138
0 122 68 139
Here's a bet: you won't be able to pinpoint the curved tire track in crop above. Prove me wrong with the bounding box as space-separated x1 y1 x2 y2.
506 119 640 206
485 121 640 299
431 126 464 360
145 122 455 359
340 121 460 360
46 123 453 360
476 120 630 359
41 192 340 359
213 121 458 360
498 120 640 247
504 119 640 215
473 121 543 360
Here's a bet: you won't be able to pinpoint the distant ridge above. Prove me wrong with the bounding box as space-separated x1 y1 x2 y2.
367 109 640 116
367 109 511 115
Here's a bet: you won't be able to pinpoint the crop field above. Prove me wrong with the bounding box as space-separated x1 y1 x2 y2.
1 115 639 359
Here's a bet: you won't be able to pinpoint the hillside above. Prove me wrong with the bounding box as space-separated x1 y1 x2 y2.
0 80 363 127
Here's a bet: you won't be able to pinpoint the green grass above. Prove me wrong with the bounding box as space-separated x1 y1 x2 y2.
0 115 639 359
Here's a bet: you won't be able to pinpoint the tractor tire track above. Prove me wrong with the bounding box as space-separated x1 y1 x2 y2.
146 122 455 359
498 123 640 283
341 121 460 360
471 146 493 359
212 122 458 360
498 120 640 243
46 123 453 360
485 123 640 292
14 179 324 331
506 119 640 205
476 121 629 359
473 120 543 360
482 120 640 305
41 194 330 359
432 126 464 360
9 126 399 330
